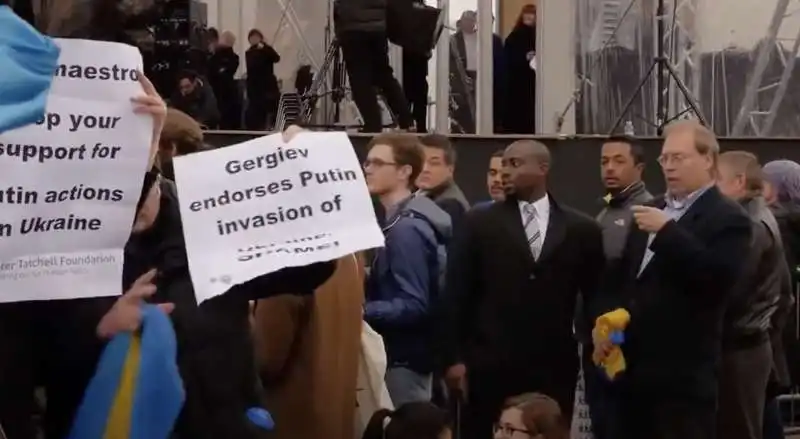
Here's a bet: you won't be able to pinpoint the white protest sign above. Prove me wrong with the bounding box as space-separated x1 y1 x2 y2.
174 131 384 303
0 39 153 302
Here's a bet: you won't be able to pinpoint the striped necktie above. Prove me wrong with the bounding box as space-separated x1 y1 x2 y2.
522 203 542 260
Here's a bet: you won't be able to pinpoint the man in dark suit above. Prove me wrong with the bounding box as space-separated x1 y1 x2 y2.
598 121 752 439
441 139 604 439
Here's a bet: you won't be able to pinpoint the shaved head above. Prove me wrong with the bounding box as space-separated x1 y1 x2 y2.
505 140 551 165
502 140 550 201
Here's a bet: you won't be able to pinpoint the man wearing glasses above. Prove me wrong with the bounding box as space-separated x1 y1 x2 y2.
362 132 451 406
597 120 752 439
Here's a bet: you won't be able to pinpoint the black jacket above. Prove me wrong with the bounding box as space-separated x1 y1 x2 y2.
245 43 280 96
609 186 751 402
123 180 335 439
724 196 789 347
170 79 220 129
442 195 604 411
208 46 240 109
334 0 387 34
771 202 800 388
421 181 470 231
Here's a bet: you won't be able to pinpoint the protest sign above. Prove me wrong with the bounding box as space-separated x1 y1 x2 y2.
174 132 384 303
0 39 153 302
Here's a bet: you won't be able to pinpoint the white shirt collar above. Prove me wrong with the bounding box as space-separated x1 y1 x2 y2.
519 194 550 218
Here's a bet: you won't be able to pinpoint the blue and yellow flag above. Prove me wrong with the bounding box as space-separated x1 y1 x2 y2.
68 306 185 439
0 5 60 134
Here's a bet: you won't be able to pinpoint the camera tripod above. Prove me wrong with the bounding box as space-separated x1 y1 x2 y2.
608 0 707 135
298 39 352 125
298 39 398 128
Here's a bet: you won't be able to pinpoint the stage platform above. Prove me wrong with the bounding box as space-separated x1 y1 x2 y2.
204 131 800 214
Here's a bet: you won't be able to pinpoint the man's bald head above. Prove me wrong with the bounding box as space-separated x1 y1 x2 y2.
502 140 550 200
506 140 551 166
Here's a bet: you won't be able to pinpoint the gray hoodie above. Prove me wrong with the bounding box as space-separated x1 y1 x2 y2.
596 181 653 261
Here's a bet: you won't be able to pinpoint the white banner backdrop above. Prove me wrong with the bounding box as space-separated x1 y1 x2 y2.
0 39 153 302
174 131 384 303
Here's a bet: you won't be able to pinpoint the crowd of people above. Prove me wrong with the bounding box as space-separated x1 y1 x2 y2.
7 88 800 439
4 2 800 439
168 27 283 131
167 2 539 135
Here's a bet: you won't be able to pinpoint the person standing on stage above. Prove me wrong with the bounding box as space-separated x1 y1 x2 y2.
245 29 281 131
597 120 752 439
401 0 430 133
334 0 413 132
441 139 604 439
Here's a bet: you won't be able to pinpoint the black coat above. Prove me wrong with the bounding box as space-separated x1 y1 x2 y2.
208 47 241 110
503 25 536 134
123 179 335 439
442 195 604 414
245 43 280 98
334 0 387 34
771 203 800 388
725 196 788 341
170 80 220 129
608 186 752 403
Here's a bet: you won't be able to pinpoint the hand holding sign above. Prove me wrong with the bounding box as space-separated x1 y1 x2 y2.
131 72 166 168
174 131 384 303
96 269 174 338
282 125 307 143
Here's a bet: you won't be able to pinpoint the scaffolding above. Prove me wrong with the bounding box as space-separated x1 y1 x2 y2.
663 0 702 122
731 0 800 136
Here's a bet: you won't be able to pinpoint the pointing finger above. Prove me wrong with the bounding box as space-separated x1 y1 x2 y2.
137 70 157 96
125 283 157 302
132 269 157 289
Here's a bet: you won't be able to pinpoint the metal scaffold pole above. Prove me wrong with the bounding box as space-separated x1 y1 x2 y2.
434 0 451 133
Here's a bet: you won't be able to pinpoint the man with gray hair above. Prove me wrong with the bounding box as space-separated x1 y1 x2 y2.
597 121 752 439
715 151 792 439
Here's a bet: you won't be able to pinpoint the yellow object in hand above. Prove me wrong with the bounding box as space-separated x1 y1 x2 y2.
592 308 630 380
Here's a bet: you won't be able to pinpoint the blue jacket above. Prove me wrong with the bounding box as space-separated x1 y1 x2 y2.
365 195 451 373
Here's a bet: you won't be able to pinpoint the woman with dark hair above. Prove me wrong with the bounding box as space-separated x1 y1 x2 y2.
362 403 451 439
493 393 569 439
503 4 537 134
245 28 281 130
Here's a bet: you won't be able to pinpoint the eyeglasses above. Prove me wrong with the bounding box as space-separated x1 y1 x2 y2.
363 158 398 169
493 423 531 437
657 153 691 167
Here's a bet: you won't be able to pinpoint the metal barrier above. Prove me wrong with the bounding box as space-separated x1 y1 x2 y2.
778 278 800 434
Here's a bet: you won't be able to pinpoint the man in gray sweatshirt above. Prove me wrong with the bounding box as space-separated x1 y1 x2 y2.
597 136 653 260
583 136 652 439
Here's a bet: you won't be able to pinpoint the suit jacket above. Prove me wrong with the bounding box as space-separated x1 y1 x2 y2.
610 186 752 402
442 195 604 411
